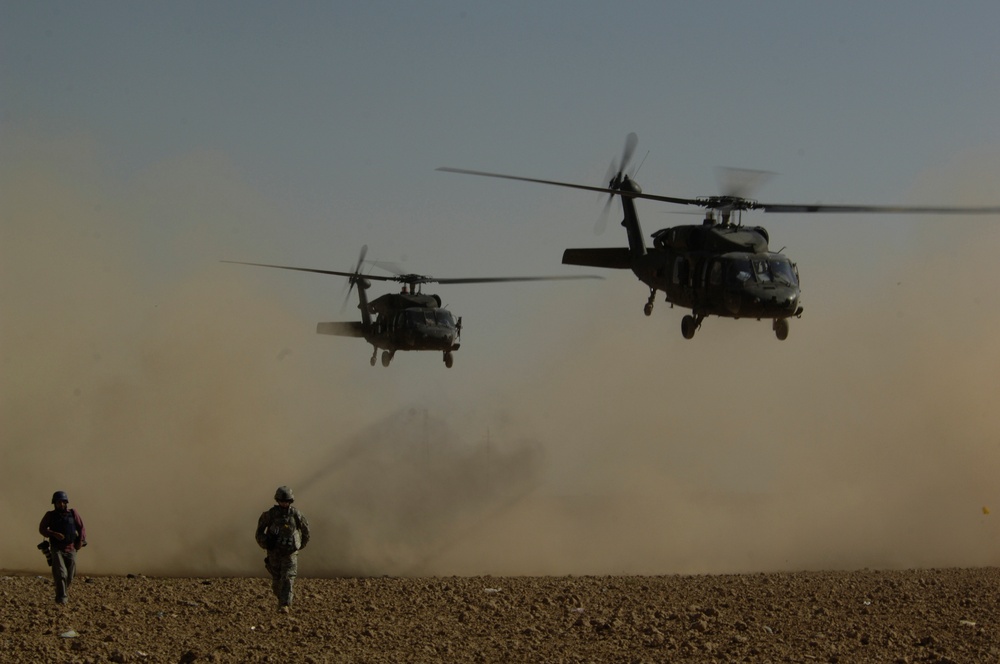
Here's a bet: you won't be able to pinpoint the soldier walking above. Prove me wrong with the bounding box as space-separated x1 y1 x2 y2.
255 486 310 613
38 491 87 605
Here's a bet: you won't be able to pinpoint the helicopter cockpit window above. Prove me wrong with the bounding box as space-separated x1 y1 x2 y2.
404 310 430 326
752 259 772 282
728 258 753 284
709 261 723 286
672 258 689 286
435 310 455 326
769 258 798 286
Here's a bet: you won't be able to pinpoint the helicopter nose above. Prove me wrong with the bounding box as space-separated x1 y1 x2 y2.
418 325 457 346
777 291 799 313
750 288 799 315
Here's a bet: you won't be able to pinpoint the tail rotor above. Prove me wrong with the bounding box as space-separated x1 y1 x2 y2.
595 132 639 234
341 244 369 312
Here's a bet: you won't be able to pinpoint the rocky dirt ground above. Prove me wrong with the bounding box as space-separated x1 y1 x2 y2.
2 568 1000 663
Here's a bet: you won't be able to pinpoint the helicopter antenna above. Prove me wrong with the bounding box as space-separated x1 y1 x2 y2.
633 150 650 179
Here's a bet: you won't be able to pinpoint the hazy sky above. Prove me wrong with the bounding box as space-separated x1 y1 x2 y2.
4 2 1000 576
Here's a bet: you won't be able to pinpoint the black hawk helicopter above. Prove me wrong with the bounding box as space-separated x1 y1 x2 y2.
223 247 599 367
440 133 1000 340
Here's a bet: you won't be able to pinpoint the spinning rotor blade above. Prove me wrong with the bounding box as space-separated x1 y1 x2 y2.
618 132 638 176
437 167 703 207
432 274 602 285
754 202 1000 214
716 167 775 200
221 259 403 281
367 259 407 275
440 167 1000 216
441 132 1000 221
352 244 368 275
342 244 369 310
223 258 602 288
594 158 618 235
595 133 640 234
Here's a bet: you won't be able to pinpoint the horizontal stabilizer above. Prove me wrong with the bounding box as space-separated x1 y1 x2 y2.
562 247 632 269
316 321 366 337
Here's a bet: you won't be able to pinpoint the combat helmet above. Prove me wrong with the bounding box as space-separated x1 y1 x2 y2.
274 486 294 503
51 491 69 504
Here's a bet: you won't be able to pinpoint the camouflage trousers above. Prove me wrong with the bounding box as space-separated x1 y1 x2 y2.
264 552 298 607
51 549 76 603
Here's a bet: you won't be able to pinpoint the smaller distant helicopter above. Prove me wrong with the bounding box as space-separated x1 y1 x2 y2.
223 247 599 368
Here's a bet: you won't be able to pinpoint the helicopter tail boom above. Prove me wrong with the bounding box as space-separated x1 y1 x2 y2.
562 247 632 269
316 321 366 337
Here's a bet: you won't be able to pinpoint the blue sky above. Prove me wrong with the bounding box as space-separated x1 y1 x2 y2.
4 2 1000 574
6 2 1000 283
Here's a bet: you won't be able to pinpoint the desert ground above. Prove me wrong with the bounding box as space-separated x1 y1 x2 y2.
3 568 1000 663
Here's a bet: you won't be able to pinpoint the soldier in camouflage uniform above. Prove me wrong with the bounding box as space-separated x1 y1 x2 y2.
255 486 310 613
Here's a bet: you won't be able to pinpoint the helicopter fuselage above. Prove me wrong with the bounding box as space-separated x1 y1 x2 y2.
562 179 804 339
367 306 461 353
318 289 461 367
632 245 802 320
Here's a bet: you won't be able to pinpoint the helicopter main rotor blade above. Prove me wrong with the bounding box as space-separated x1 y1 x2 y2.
716 167 775 200
440 168 1000 216
437 167 703 207
433 275 602 284
221 260 402 282
223 260 602 286
755 202 1000 214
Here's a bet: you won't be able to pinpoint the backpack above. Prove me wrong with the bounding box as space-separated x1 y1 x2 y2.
265 507 302 555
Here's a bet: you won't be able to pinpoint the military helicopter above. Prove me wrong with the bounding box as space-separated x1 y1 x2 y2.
223 247 599 367
440 133 1000 340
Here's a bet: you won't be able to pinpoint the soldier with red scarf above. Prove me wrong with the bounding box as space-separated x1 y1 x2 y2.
38 491 87 605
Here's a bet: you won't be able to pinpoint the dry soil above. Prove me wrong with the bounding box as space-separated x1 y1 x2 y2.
3 568 1000 662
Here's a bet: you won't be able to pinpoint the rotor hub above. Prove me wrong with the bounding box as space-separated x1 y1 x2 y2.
697 195 758 211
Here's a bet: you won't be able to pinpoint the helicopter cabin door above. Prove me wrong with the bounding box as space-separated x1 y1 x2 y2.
671 256 694 308
705 258 724 308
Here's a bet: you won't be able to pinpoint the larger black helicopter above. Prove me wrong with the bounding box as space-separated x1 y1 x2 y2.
223 247 599 367
440 133 1000 340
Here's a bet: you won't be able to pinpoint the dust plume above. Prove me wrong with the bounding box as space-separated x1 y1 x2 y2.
0 131 374 575
4 131 1000 577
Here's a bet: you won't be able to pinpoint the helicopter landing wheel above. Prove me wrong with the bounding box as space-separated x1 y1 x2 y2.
773 318 789 341
370 348 378 366
644 289 656 316
681 315 698 339
444 351 454 368
381 350 393 367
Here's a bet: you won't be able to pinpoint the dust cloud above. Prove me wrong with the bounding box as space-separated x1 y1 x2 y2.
4 133 1000 578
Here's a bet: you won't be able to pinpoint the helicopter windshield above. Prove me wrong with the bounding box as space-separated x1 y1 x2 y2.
404 309 455 327
729 257 798 286
768 258 798 286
